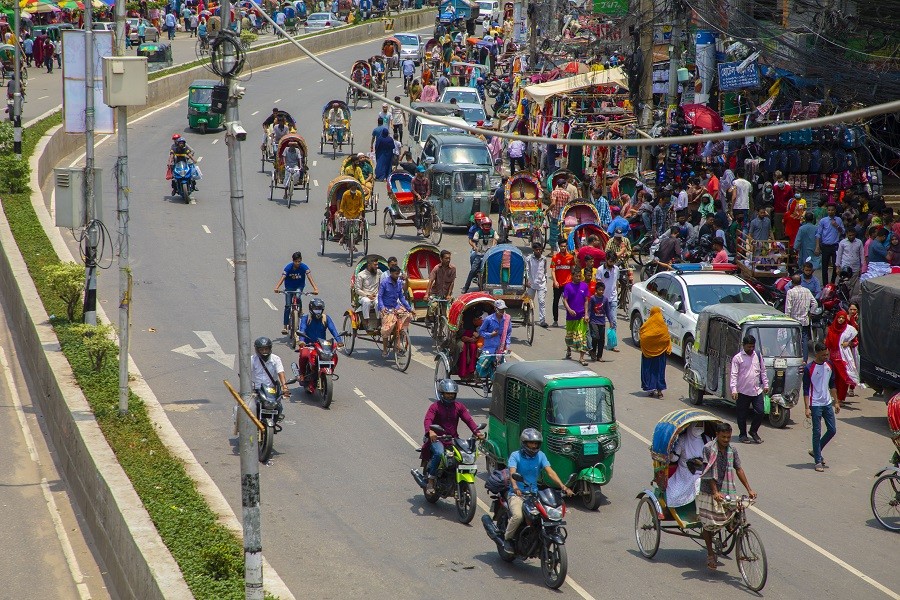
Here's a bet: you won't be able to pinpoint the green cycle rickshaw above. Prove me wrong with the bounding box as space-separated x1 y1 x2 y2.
187 79 224 133
481 360 620 510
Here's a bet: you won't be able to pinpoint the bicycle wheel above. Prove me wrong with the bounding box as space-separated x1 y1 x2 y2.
286 177 294 209
429 212 443 245
341 313 356 356
871 473 900 531
524 303 535 345
736 527 768 592
289 307 299 349
362 220 369 256
394 329 411 372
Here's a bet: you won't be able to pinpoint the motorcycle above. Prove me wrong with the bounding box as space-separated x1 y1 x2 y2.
681 233 716 264
411 423 485 524
481 472 569 589
291 338 338 409
252 379 295 463
486 77 511 116
172 158 195 203
748 273 789 310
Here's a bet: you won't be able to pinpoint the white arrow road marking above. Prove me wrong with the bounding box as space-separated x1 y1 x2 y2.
263 298 278 310
358 388 597 600
202 225 211 233
172 331 235 369
312 160 317 167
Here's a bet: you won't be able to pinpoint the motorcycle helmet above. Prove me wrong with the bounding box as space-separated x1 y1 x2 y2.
520 428 542 458
172 133 182 141
254 336 273 360
309 298 325 319
479 216 492 231
472 211 486 224
437 378 458 405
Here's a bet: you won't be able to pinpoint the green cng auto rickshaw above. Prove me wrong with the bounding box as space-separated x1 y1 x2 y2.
137 42 173 72
187 79 223 133
683 304 804 429
482 360 620 510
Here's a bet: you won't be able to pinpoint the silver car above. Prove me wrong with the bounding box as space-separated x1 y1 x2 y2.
394 33 423 64
127 18 159 43
305 12 343 32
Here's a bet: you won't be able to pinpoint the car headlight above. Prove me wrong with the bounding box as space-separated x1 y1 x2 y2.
561 443 573 455
545 505 563 520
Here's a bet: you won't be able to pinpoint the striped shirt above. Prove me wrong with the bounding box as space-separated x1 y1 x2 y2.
550 188 570 215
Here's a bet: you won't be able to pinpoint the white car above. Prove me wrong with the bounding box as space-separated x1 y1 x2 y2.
476 0 500 23
305 12 343 32
394 33 423 64
439 86 482 105
455 102 491 127
627 270 767 358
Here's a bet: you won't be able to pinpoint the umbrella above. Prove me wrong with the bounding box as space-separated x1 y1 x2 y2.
56 0 85 9
562 61 590 74
681 103 724 132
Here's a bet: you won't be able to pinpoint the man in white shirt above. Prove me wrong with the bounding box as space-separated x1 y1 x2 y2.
836 227 864 295
804 342 839 472
673 182 689 212
243 337 289 433
729 170 752 223
784 273 817 361
596 254 620 334
525 242 549 328
507 137 526 174
355 256 382 329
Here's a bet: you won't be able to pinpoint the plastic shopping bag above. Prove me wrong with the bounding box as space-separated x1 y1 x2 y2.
605 327 618 350
165 165 173 181
763 394 772 415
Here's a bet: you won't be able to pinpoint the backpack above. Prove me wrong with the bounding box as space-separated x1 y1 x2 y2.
819 150 834 174
485 468 510 493
834 148 848 171
765 149 780 173
787 149 801 173
778 131 792 146
777 149 789 173
809 149 821 173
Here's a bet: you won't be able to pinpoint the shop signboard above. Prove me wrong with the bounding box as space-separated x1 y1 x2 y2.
717 60 760 91
592 0 629 15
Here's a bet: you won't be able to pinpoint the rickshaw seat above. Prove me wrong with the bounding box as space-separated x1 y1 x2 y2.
408 279 429 301
669 500 698 525
395 191 414 205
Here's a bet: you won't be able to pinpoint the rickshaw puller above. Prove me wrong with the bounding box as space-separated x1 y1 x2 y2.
282 141 305 192
422 379 484 494
412 166 430 236
378 265 413 356
296 299 342 391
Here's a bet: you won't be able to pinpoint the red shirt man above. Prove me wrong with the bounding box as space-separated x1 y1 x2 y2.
550 246 575 326
575 235 607 267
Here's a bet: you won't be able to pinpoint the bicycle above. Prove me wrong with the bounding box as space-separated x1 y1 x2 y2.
427 297 451 346
871 447 900 532
275 289 316 349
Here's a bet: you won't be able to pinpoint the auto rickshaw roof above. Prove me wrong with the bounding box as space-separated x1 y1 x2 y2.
698 303 796 326
495 360 612 390
190 79 220 88
428 162 490 174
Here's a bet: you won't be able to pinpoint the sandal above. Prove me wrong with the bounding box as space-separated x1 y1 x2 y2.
707 555 718 570
579 359 589 366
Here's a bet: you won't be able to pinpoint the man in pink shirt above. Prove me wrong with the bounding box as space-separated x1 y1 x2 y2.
730 334 770 444
711 237 729 263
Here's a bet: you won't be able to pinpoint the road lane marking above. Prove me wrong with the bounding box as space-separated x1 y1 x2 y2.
263 298 278 311
226 257 234 267
212 138 219 144
316 79 324 83
312 160 317 167
615 417 899 599
197 156 203 162
202 224 211 233
252 110 260 115
509 351 524 362
313 179 319 187
1 348 92 600
297 88 302 91
38 95 49 100
412 353 433 370
358 388 596 600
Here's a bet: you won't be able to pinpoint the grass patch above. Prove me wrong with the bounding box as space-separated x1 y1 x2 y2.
0 114 276 599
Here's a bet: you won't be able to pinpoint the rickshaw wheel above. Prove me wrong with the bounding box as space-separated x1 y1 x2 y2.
370 193 378 226
394 329 412 372
269 175 275 201
715 526 738 556
341 314 356 355
582 483 603 511
433 353 451 398
634 496 660 559
362 221 370 256
429 213 443 245
319 219 326 256
524 304 535 346
736 527 768 592
768 406 790 428
199 123 207 135
383 210 396 239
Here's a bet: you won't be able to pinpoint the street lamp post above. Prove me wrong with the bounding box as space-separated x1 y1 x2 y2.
11 0 23 159
115 0 132 414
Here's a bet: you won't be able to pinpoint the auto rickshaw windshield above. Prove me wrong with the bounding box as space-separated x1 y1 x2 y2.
745 325 802 358
454 171 489 192
546 386 614 426
438 145 492 167
189 87 213 104
686 282 764 312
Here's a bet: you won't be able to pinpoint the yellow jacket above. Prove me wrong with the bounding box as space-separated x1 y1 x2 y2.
339 190 364 219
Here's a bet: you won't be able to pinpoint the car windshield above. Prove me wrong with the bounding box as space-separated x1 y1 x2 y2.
190 88 212 104
420 124 464 140
309 14 327 20
547 386 614 425
458 105 486 123
395 34 418 45
453 171 489 192
746 326 802 358
442 90 480 103
438 144 491 166
686 283 763 312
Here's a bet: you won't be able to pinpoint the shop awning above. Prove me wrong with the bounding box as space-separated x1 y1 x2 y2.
523 67 628 104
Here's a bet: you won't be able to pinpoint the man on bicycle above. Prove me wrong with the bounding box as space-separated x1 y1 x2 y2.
296 299 343 392
274 251 319 335
282 140 305 197
377 265 412 357
462 216 498 293
412 165 430 237
426 249 455 322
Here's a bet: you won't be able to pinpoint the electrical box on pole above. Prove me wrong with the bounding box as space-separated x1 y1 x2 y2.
101 57 149 107
54 168 104 228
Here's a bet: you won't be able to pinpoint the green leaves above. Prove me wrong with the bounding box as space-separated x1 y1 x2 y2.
42 261 85 322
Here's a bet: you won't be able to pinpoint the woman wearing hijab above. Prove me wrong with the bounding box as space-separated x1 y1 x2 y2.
373 129 394 181
825 310 853 402
847 302 861 396
666 422 709 508
640 306 672 398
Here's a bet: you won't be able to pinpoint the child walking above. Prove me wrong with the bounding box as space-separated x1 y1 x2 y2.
587 281 614 362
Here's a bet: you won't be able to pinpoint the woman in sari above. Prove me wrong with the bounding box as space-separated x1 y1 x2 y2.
640 306 671 398
846 302 861 396
456 314 483 381
825 310 854 402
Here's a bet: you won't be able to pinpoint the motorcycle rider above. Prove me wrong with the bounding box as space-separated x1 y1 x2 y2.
250 337 290 423
462 216 498 293
401 57 416 91
296 299 343 391
423 379 484 494
504 428 572 553
168 135 198 195
785 259 823 299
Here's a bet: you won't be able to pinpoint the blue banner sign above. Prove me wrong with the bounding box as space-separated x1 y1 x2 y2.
717 60 760 91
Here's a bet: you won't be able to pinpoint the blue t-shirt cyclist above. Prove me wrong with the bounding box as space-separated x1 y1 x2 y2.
503 428 572 553
274 251 319 333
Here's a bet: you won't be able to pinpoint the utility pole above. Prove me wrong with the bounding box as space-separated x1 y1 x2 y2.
666 7 683 123
638 0 654 170
83 4 99 325
220 1 263 597
115 0 131 414
528 1 537 67
11 0 22 159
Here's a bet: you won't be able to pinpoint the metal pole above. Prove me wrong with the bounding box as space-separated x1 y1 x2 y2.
11 0 22 158
637 0 654 170
83 5 98 326
666 11 682 123
220 1 263 597
527 1 536 67
115 0 131 414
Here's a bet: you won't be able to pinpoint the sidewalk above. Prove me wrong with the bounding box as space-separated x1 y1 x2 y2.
0 302 112 600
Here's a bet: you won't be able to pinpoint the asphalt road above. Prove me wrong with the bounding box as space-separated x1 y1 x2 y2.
53 31 900 600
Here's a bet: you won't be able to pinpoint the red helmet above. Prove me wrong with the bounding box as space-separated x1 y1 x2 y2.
473 211 486 222
479 216 492 230
172 133 182 141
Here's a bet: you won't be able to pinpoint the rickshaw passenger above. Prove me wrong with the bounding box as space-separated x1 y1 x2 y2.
262 107 296 145
270 117 290 147
326 103 346 143
698 422 758 571
378 265 413 356
343 154 367 185
355 256 382 329
666 422 709 508
337 186 364 239
457 312 483 381
476 300 511 378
